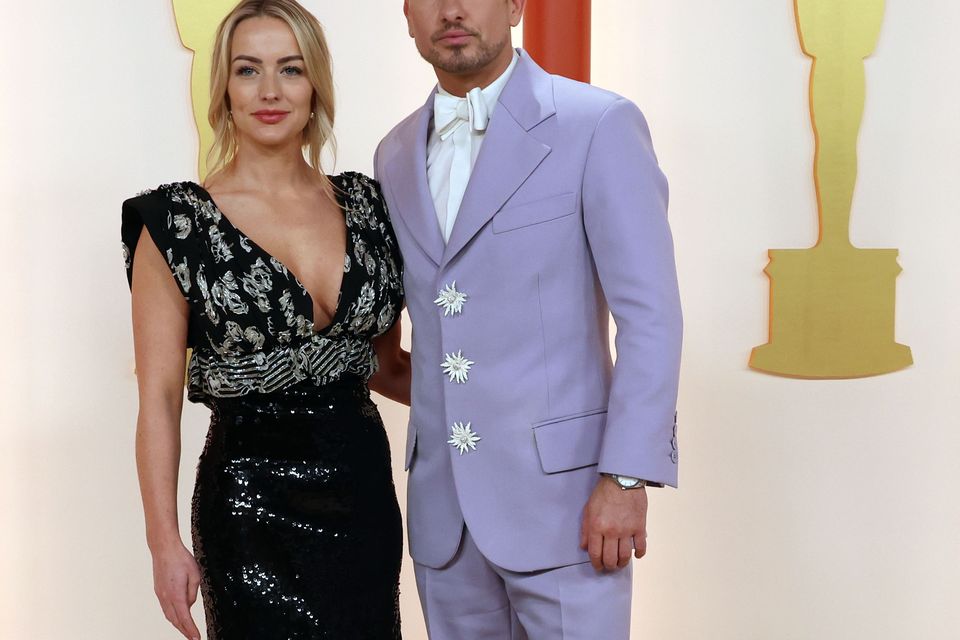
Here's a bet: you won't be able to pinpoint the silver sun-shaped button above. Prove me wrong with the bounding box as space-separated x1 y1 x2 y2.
447 421 481 454
441 350 474 384
434 281 468 316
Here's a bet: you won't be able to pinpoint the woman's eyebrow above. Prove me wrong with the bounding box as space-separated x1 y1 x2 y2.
231 54 304 64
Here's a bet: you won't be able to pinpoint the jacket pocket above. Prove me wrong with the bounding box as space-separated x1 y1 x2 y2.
492 192 577 234
404 424 418 471
532 408 607 474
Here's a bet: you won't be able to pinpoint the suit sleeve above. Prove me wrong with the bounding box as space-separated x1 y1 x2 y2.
582 98 682 487
373 140 384 184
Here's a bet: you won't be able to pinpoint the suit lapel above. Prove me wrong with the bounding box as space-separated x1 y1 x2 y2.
383 95 445 266
441 51 557 269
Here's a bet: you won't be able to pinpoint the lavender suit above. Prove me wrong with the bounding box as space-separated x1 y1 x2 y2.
375 50 682 638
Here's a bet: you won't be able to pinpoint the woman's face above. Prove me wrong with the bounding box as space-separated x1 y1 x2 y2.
227 16 314 150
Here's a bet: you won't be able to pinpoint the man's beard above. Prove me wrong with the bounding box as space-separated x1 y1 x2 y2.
423 33 509 75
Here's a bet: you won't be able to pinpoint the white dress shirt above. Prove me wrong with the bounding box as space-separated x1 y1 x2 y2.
427 51 520 242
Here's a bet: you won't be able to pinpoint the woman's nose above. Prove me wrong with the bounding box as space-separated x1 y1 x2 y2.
259 73 280 101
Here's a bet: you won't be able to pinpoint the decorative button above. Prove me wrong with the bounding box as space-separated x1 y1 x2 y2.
441 350 474 384
448 421 481 455
669 412 678 464
435 281 467 316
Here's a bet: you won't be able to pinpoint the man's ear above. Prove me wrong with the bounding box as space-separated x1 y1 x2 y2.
403 0 413 37
510 0 527 27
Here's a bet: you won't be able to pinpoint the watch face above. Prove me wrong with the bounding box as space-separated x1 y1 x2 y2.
616 476 641 488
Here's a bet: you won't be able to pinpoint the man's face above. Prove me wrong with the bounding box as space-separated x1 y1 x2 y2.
404 0 523 75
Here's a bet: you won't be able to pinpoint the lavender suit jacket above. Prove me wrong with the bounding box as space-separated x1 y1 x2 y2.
375 50 682 572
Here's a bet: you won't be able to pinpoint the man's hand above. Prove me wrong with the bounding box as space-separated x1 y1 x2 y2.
579 475 648 571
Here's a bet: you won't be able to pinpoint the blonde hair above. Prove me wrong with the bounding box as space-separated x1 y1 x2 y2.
207 0 336 183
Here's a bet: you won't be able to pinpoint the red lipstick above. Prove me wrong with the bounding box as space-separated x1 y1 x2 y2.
252 110 289 124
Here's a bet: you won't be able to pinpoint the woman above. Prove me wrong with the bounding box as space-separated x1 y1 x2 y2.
121 1 409 638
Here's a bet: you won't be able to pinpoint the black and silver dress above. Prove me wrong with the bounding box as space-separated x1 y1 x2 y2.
121 173 404 639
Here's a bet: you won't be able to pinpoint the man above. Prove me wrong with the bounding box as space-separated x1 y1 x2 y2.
374 1 682 637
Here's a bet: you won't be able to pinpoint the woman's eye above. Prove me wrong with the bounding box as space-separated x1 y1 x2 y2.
236 66 256 77
281 66 304 76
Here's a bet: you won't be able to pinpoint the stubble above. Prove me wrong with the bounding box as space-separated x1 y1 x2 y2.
423 27 509 75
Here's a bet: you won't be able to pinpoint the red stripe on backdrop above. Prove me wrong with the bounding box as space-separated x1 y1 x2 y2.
523 0 591 83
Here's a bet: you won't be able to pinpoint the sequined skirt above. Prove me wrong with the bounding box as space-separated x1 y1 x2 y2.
191 376 402 639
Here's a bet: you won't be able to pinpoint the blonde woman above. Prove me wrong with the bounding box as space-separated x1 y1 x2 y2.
121 1 407 637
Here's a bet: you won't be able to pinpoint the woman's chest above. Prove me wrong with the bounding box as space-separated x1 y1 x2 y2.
192 215 399 350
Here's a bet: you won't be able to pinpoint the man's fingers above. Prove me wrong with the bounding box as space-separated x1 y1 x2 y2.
587 533 604 571
633 534 647 559
617 537 632 568
602 536 619 571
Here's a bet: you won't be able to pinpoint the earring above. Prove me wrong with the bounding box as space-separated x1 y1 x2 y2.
309 112 315 120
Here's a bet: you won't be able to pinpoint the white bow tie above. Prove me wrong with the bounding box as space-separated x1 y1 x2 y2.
434 87 489 141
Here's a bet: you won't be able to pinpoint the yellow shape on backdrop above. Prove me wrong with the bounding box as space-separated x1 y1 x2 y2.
750 0 912 378
173 0 237 181
171 0 236 377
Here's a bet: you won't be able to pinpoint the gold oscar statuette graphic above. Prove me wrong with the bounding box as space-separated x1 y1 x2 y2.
170 0 235 378
173 0 236 181
750 0 912 378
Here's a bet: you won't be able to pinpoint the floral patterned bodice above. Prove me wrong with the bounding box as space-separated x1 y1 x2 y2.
121 172 403 404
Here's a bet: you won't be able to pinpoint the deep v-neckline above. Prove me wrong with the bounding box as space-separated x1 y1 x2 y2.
189 178 349 335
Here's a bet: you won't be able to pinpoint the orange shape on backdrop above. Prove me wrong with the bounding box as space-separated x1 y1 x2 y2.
523 0 591 83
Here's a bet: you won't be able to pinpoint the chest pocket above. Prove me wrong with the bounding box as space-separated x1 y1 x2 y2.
492 192 577 234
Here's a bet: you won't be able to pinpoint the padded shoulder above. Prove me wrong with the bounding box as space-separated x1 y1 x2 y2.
120 181 203 298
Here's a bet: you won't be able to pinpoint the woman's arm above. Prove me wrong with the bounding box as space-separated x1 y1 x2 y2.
369 317 411 406
130 231 202 640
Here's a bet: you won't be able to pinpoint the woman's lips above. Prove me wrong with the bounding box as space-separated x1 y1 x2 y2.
252 111 289 124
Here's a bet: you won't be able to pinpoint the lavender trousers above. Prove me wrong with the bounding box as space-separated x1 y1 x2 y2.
414 528 633 639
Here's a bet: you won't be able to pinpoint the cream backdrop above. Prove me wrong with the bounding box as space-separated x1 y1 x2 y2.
1 1 958 639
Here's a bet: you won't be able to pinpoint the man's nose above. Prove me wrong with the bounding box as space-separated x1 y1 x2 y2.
437 0 466 23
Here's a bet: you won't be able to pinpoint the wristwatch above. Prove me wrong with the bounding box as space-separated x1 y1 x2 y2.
603 473 647 490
